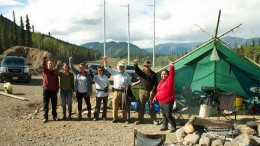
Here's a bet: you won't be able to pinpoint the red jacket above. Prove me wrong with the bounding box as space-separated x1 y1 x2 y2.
41 57 59 92
155 65 175 103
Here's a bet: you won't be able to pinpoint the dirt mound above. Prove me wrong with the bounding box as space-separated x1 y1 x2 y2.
0 46 50 73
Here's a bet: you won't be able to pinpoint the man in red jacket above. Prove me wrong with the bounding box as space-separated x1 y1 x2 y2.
42 52 59 123
153 61 176 132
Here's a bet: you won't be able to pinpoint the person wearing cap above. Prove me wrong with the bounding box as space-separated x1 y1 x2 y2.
69 57 93 120
133 59 159 125
103 56 132 124
92 66 110 121
153 61 177 132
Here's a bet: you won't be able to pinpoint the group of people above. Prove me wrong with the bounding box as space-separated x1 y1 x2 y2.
42 52 177 132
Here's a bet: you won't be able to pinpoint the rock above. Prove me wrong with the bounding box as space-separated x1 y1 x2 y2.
199 136 211 146
175 127 186 143
233 134 250 146
211 139 223 146
223 141 234 146
184 122 194 134
242 127 255 135
248 135 260 145
184 134 200 145
258 124 260 137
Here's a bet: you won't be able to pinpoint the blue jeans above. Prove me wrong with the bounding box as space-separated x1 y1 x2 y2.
60 88 72 116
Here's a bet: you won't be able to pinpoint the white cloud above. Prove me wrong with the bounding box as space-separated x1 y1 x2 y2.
1 0 260 48
0 0 24 6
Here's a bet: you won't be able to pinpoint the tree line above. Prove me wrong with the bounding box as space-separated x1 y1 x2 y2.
0 11 101 63
120 40 260 68
233 39 260 64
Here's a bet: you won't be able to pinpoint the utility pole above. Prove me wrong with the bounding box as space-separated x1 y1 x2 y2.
148 0 156 68
103 0 106 57
153 0 155 68
121 4 131 65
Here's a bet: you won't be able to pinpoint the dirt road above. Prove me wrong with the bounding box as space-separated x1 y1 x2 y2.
0 76 177 146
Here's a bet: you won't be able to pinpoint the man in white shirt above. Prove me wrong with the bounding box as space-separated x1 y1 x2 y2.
104 56 132 124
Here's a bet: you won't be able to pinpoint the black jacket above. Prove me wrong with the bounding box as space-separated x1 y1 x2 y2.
134 64 158 93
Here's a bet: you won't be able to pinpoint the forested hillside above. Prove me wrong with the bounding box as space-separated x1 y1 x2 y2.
0 12 100 63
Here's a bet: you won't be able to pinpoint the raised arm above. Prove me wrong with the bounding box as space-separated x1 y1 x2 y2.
103 56 117 75
166 61 175 86
134 59 147 78
69 57 79 74
55 61 62 76
41 52 48 73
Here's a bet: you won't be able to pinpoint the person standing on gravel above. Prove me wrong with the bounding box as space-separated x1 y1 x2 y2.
103 56 132 124
56 62 74 120
41 52 59 123
69 57 93 120
92 66 110 121
153 61 177 133
133 59 159 125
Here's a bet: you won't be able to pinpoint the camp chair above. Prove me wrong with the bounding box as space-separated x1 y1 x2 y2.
133 129 166 146
173 106 189 119
218 92 237 121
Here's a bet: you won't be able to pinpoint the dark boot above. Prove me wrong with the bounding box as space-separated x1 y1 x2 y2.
160 125 168 131
62 114 67 120
87 111 91 120
78 112 82 120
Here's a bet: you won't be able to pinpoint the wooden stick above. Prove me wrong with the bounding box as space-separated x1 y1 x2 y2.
218 23 242 38
0 91 28 101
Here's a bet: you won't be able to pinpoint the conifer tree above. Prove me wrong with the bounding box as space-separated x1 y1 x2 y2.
0 14 3 52
25 14 32 47
19 16 26 46
12 11 18 45
1 23 10 51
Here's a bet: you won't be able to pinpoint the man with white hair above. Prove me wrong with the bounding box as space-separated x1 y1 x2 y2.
103 56 132 124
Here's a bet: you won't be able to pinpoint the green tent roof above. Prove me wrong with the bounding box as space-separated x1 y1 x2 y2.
132 38 260 99
174 38 260 98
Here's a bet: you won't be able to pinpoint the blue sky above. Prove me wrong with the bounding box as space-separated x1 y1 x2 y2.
0 0 260 48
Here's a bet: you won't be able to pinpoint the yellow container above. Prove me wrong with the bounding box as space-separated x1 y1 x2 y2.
235 96 243 110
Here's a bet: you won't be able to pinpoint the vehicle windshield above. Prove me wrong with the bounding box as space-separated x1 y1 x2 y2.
3 58 26 65
126 65 134 70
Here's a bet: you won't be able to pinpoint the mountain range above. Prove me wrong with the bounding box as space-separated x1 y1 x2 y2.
82 36 260 56
81 41 148 57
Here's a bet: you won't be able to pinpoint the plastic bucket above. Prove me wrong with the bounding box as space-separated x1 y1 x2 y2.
199 104 211 118
235 96 243 110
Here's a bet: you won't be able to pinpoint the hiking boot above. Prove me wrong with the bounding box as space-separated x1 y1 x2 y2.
169 128 177 133
93 118 98 121
78 114 82 121
87 111 91 120
62 115 67 120
160 126 168 131
153 120 159 125
125 120 130 124
68 115 71 120
43 119 48 123
134 121 142 125
53 117 57 121
102 118 106 121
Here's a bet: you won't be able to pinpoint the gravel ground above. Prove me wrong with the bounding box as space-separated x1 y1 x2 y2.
0 76 178 146
1 76 259 146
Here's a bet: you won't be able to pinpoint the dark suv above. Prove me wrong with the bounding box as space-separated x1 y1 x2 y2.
125 65 139 82
85 63 111 78
0 56 31 83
